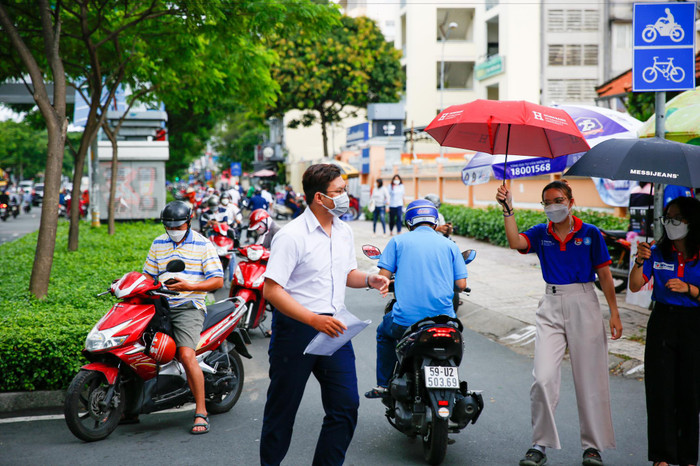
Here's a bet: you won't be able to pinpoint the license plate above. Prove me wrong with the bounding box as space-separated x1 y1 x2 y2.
424 366 459 389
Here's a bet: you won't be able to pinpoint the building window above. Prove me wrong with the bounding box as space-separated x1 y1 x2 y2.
547 79 598 102
548 44 598 66
613 23 632 50
436 8 474 42
436 61 474 90
547 8 599 32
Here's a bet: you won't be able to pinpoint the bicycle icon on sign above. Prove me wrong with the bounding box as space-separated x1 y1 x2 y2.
642 9 685 43
642 56 686 84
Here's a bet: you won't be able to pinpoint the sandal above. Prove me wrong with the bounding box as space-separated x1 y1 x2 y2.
364 386 388 399
191 413 210 435
582 448 603 466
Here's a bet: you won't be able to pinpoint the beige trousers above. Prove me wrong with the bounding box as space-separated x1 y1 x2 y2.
531 282 616 451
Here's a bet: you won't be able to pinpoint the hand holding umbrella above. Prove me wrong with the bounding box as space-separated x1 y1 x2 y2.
496 185 513 214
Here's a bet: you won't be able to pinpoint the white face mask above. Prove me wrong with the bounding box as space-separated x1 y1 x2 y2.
166 228 187 243
544 203 570 224
221 198 230 206
320 192 349 217
393 180 400 185
664 222 688 240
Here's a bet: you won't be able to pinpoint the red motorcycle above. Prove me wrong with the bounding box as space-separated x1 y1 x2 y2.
64 259 251 442
229 244 271 336
207 221 237 272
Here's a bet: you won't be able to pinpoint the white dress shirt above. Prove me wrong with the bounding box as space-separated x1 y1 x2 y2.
264 207 357 315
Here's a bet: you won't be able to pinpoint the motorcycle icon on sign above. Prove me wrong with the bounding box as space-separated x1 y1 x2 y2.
642 9 685 43
642 56 686 84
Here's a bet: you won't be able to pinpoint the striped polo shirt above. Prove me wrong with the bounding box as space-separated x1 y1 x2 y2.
143 229 223 310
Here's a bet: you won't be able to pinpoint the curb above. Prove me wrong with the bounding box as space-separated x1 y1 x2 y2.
0 390 64 415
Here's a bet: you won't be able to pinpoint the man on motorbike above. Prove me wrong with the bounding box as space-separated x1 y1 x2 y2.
143 200 224 434
365 199 468 399
219 192 243 232
248 208 280 249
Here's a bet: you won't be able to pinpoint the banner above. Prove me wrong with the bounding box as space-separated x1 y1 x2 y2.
492 155 568 180
592 178 632 207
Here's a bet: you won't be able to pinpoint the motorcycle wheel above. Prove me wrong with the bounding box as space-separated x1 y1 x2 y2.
348 206 359 221
206 347 244 414
423 418 449 465
64 370 124 442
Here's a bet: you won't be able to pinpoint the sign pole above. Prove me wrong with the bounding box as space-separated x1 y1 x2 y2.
653 91 665 242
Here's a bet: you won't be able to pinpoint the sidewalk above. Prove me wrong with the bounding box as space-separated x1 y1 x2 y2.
351 217 648 380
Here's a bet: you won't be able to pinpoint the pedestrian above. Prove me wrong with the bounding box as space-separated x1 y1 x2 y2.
364 199 467 399
496 180 622 466
284 184 301 219
142 201 224 434
388 174 405 235
259 163 389 466
629 196 700 466
370 178 389 237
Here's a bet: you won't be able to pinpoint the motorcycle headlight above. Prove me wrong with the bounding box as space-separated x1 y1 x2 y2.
252 275 265 288
85 321 131 352
246 248 263 262
234 266 244 285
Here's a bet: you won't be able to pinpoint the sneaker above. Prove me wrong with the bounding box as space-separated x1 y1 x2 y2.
582 448 603 466
364 386 388 399
519 448 547 466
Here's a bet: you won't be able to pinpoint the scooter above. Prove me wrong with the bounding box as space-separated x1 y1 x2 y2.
0 203 8 221
362 245 483 465
207 221 237 274
9 201 19 219
594 229 630 294
64 259 251 442
229 244 271 336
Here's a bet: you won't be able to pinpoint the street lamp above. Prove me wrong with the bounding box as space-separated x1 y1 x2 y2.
439 21 458 158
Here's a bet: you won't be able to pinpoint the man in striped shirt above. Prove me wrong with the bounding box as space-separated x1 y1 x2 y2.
143 200 223 435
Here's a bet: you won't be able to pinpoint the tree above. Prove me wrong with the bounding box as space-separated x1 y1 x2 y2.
212 107 267 173
0 0 69 298
270 15 404 157
0 119 48 180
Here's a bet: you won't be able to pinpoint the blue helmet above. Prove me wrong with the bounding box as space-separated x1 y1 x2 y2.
404 199 439 228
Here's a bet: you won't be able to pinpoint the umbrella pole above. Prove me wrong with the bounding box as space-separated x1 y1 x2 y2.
645 183 654 239
501 124 512 214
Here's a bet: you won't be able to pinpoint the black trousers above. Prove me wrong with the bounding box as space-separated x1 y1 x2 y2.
645 302 700 465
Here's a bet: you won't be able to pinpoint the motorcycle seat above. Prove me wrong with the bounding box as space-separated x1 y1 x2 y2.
202 300 236 330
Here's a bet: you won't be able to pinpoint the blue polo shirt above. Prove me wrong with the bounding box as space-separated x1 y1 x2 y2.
378 226 468 327
642 245 700 307
520 216 611 285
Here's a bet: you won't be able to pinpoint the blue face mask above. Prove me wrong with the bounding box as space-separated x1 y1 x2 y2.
320 192 349 217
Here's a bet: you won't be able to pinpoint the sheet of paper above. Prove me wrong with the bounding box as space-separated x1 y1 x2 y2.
303 306 371 356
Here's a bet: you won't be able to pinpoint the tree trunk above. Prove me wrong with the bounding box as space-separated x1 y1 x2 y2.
31 118 68 298
319 109 329 158
67 120 99 250
103 124 118 235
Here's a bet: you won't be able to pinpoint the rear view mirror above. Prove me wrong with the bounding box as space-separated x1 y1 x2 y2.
362 244 382 260
166 259 186 273
462 249 476 265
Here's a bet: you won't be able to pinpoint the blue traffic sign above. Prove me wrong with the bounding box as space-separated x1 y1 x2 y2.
230 162 242 177
633 2 695 92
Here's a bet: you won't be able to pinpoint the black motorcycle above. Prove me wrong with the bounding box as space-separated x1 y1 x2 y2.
0 202 8 221
362 245 483 465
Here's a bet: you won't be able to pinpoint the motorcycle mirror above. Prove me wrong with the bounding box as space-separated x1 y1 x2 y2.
462 249 477 264
166 259 186 273
362 244 382 260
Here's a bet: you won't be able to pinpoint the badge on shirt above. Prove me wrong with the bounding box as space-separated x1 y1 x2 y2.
574 238 582 246
653 261 674 271
541 239 556 247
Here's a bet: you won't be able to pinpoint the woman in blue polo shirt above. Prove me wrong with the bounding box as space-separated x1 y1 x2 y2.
497 180 622 466
629 196 700 466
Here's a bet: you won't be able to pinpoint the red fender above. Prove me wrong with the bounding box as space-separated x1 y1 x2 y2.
234 287 258 303
81 362 119 384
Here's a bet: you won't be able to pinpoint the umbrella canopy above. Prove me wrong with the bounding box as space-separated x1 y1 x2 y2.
328 160 359 179
252 169 277 178
637 87 700 144
426 99 590 157
555 104 643 144
565 137 700 188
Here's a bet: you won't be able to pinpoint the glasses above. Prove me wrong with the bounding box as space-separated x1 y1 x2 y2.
660 216 685 226
540 197 568 207
326 187 347 196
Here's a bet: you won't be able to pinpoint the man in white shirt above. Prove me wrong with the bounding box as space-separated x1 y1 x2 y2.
260 164 388 466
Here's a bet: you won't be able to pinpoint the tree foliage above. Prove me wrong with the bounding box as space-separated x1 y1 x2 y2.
270 15 404 157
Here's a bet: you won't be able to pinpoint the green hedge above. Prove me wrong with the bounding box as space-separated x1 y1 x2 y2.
440 203 628 248
0 221 163 391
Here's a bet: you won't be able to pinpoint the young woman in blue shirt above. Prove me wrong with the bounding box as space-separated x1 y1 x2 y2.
629 196 700 466
497 180 622 466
